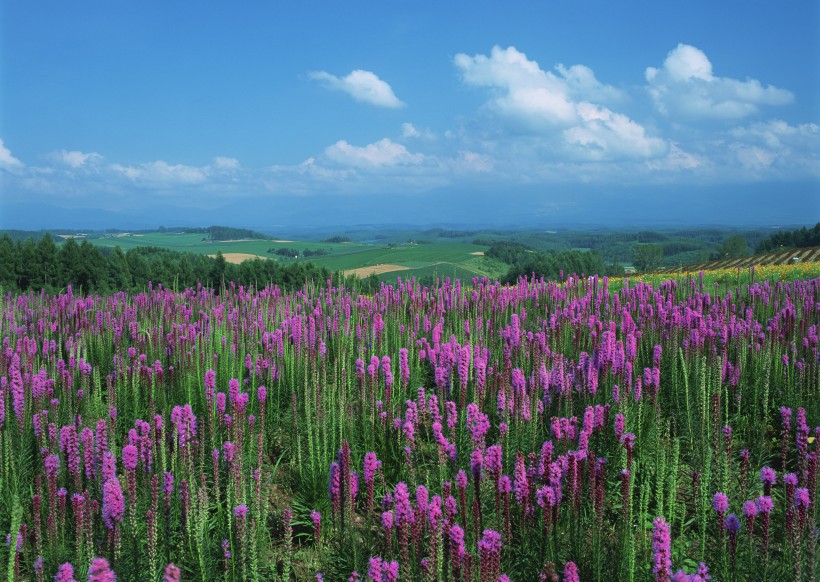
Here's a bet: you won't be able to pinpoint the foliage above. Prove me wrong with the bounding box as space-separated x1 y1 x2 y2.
716 235 750 259
756 222 820 253
0 234 331 294
633 244 664 273
0 267 817 581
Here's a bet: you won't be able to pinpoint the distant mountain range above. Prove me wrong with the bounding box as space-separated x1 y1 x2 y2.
2 182 817 233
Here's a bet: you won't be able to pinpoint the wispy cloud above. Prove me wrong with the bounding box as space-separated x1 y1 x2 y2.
309 69 405 108
645 44 793 120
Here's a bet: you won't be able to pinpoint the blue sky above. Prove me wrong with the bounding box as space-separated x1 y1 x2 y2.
1 1 818 230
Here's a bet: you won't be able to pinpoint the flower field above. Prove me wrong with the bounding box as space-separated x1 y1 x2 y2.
1 266 818 581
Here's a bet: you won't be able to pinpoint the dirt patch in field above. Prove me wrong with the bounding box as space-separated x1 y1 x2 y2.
344 264 410 278
271 239 295 243
208 253 266 264
470 251 485 256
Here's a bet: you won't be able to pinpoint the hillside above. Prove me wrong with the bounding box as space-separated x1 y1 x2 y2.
657 246 820 273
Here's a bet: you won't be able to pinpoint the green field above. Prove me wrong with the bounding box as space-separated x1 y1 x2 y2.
75 232 509 282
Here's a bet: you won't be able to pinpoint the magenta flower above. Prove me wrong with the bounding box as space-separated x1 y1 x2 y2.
367 557 383 582
712 492 728 513
794 487 810 508
122 445 138 472
102 478 125 530
54 562 77 582
563 561 580 582
87 557 116 581
163 563 181 582
743 500 758 532
653 517 672 582
477 529 503 580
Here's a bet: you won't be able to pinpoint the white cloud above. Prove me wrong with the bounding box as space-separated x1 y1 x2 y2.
211 156 240 170
111 160 207 184
728 120 820 174
309 69 405 108
51 150 104 168
645 44 794 119
325 138 423 168
0 139 23 170
555 64 626 103
454 46 664 160
455 46 577 125
563 103 667 160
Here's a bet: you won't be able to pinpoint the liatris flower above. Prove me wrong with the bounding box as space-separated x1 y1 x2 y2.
477 529 503 580
470 448 484 483
671 565 711 582
756 495 773 555
722 425 732 453
87 557 116 581
794 487 810 530
484 445 503 483
725 513 740 565
622 433 636 471
102 477 125 530
367 557 383 582
122 444 138 501
362 453 381 511
563 561 580 582
760 467 776 496
653 517 672 582
743 500 757 533
382 561 399 582
381 511 393 538
393 482 413 529
163 563 181 582
234 504 249 575
712 492 729 531
54 562 77 582
449 524 467 572
739 449 750 490
101 451 117 484
328 462 341 515
536 486 555 535
614 414 625 442
311 509 321 542
514 452 529 516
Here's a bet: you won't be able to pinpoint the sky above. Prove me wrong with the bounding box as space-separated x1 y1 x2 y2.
1 1 819 231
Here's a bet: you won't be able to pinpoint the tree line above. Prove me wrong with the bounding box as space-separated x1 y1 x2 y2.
755 222 820 253
0 234 335 294
485 242 615 281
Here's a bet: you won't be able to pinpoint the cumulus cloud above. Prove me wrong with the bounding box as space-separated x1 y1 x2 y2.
455 46 577 125
645 44 794 120
562 103 667 160
0 138 24 170
309 69 405 108
325 138 423 168
728 120 820 174
454 46 664 160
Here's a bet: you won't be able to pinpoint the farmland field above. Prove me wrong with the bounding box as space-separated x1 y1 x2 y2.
76 232 510 282
0 266 818 581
